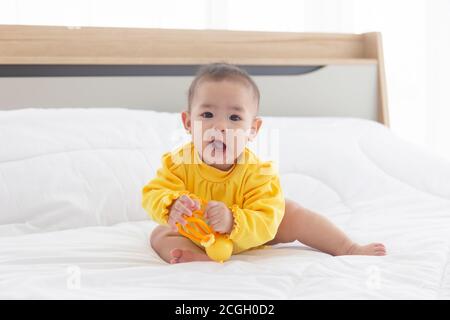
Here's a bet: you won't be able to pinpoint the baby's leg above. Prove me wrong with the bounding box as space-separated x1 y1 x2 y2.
267 199 386 256
150 225 212 264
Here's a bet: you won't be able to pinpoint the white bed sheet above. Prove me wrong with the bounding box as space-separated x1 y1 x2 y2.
1 108 449 299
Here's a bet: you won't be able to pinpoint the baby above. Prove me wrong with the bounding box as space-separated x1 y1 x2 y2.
142 63 386 264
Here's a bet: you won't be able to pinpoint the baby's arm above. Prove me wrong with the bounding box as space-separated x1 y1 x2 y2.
142 151 200 225
227 163 285 253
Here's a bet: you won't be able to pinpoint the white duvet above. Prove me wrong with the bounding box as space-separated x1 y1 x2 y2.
1 108 449 299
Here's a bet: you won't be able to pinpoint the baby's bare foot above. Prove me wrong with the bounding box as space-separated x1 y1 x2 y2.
346 243 386 256
169 248 212 264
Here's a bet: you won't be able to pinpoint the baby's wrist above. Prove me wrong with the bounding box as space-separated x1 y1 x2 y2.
225 208 234 234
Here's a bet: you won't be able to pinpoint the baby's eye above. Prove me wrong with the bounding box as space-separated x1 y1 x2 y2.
229 114 242 121
201 112 213 118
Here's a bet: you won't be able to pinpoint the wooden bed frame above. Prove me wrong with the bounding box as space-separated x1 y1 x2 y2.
0 25 389 126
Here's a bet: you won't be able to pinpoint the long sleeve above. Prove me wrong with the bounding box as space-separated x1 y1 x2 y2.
228 162 285 253
142 151 200 225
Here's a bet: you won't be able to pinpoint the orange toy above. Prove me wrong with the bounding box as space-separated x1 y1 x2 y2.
176 199 233 263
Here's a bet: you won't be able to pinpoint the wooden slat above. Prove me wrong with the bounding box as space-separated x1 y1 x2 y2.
0 25 373 65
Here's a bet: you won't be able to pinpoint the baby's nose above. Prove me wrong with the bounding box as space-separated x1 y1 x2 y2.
213 122 227 133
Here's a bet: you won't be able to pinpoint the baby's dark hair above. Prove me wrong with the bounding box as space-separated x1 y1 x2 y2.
187 62 260 113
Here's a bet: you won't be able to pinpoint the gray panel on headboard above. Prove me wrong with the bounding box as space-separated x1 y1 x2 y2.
0 64 378 121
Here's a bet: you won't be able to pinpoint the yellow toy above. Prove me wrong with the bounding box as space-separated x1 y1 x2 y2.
176 199 233 263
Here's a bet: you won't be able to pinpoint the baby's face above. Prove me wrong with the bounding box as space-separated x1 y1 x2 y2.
182 79 261 171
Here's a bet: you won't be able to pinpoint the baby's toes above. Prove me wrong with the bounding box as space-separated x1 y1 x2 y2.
169 248 183 263
373 243 386 255
170 248 183 257
170 257 180 264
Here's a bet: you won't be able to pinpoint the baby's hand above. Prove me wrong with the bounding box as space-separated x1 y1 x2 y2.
204 201 234 234
168 195 200 232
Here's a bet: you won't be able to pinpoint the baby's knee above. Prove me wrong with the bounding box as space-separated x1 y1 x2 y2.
285 198 303 213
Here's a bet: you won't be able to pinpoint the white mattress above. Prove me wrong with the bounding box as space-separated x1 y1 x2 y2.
1 108 450 299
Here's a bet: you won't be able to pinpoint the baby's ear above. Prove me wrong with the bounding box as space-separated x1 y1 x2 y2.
249 117 262 140
181 111 191 132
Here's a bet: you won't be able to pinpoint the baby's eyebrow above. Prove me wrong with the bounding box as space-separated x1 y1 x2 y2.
229 105 244 112
199 103 244 113
199 103 215 109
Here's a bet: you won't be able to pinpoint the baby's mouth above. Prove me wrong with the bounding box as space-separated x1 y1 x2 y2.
209 139 227 152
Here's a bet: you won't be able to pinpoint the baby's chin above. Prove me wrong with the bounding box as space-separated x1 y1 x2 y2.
201 149 236 165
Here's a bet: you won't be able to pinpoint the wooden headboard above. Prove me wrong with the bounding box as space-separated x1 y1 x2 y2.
0 25 389 126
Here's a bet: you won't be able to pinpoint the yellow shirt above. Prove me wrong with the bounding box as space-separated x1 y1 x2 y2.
142 141 285 254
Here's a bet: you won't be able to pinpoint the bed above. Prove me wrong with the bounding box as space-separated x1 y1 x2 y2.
1 26 449 299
